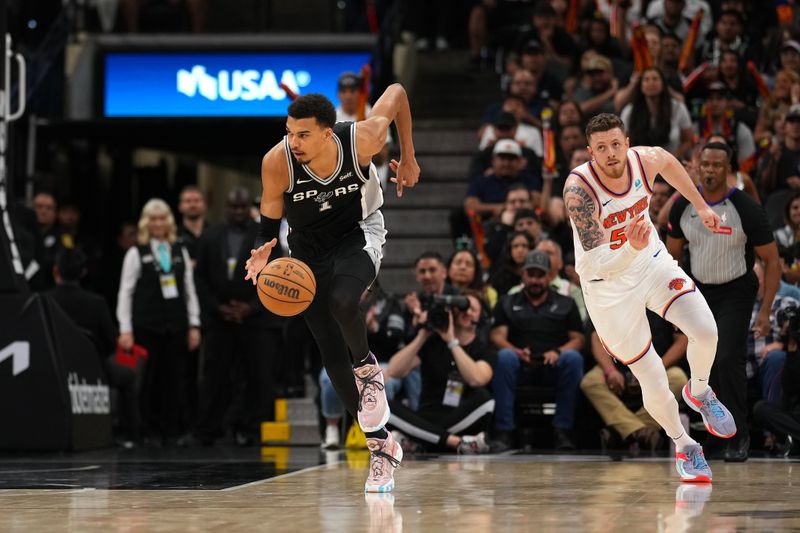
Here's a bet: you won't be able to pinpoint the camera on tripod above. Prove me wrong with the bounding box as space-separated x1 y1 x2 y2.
420 294 470 331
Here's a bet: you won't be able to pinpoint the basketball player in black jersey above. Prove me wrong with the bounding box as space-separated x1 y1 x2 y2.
245 85 419 492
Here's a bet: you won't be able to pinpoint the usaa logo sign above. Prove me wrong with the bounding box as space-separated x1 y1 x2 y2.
177 66 311 102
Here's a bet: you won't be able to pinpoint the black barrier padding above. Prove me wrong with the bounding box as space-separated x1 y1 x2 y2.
0 293 111 450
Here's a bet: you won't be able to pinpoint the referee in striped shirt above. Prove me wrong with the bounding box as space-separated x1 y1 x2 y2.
667 142 780 462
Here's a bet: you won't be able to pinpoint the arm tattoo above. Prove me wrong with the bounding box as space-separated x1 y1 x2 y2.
564 185 604 250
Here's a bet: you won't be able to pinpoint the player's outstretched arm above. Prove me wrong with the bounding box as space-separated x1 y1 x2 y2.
636 145 721 232
244 146 288 285
358 83 420 197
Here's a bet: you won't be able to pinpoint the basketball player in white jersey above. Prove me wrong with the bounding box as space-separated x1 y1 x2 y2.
564 114 738 482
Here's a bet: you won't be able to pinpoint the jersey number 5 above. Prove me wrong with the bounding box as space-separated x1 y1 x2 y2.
610 228 627 250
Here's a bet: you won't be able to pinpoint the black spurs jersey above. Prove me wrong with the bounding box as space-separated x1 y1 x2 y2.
283 122 383 239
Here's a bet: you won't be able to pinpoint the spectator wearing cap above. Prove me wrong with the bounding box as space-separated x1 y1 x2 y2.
698 9 753 65
464 139 542 220
490 249 585 450
482 185 535 266
697 81 756 168
534 239 587 321
570 52 618 116
472 108 542 180
646 0 712 44
780 40 800 77
335 71 392 187
759 105 800 196
514 3 577 78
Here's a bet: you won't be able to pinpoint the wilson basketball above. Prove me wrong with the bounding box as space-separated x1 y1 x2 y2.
257 257 316 316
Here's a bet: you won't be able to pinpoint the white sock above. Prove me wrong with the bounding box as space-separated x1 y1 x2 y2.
690 377 709 397
672 431 697 452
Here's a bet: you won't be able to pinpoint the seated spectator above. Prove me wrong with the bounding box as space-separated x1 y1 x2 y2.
620 67 693 158
480 104 544 158
388 290 496 454
780 40 800 78
488 230 534 296
512 208 543 245
753 315 800 454
646 0 700 50
659 32 685 93
759 105 800 196
483 184 534 266
556 100 585 130
117 198 201 445
774 191 800 249
646 0 712 40
698 9 754 65
475 107 543 172
579 15 623 60
49 248 141 446
570 52 618 116
581 312 688 453
717 50 760 129
747 263 799 406
514 3 577 77
481 68 544 127
319 282 415 448
697 82 756 168
705 135 760 202
512 39 564 104
490 250 585 450
404 251 459 340
543 196 575 262
533 239 587 321
650 176 675 238
556 125 586 179
754 69 800 143
464 140 542 219
447 248 498 309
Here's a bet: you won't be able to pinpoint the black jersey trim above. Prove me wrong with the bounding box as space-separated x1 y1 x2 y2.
351 123 369 183
300 134 344 185
283 136 295 193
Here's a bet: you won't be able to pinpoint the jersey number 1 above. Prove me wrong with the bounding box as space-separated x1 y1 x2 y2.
610 228 627 250
319 201 332 212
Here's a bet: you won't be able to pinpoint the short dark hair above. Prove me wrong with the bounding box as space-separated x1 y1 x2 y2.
506 183 530 197
287 94 336 129
719 9 744 25
414 251 445 267
585 113 626 142
180 185 204 199
513 208 539 224
55 248 86 282
702 141 733 163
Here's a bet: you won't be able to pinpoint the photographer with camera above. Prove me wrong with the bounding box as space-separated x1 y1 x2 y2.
386 290 497 454
753 303 800 456
490 250 585 451
404 251 461 341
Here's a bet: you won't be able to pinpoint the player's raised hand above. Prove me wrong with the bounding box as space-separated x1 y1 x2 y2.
389 156 420 198
244 238 277 286
624 215 652 250
697 205 721 232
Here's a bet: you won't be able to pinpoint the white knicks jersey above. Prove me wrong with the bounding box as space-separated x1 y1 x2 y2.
569 148 663 280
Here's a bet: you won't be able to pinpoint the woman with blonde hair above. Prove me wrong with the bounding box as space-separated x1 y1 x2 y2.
117 198 201 444
755 69 800 142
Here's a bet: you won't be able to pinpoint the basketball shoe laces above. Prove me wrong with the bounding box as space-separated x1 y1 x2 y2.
357 369 385 413
370 448 401 479
700 392 726 420
688 448 709 471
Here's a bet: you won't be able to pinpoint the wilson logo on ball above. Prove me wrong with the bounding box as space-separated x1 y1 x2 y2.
262 278 301 300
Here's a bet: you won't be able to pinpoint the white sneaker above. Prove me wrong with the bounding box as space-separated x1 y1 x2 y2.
322 424 340 449
458 432 490 454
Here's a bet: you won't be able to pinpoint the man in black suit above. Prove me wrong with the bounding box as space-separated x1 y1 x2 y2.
194 187 283 445
48 248 142 445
